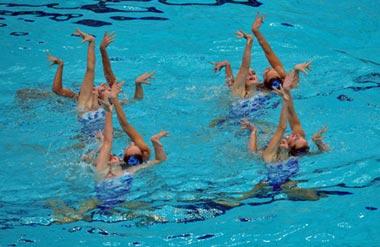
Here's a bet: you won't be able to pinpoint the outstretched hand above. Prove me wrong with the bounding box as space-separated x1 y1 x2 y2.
280 139 289 149
99 82 124 111
47 54 63 66
212 61 228 72
295 61 312 74
100 32 115 49
235 30 252 41
151 131 169 146
240 119 257 132
110 81 124 98
73 29 95 43
272 85 290 101
312 126 328 143
135 72 155 85
252 13 265 32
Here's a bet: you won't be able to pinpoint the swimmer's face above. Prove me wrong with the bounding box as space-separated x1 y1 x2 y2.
287 133 308 150
124 142 143 157
263 67 280 82
246 69 258 86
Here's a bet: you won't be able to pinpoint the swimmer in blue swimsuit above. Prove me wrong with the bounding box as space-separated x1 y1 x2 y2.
234 85 329 201
50 84 168 223
210 22 312 127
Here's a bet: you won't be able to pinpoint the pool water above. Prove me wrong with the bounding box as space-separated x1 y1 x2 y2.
1 0 379 246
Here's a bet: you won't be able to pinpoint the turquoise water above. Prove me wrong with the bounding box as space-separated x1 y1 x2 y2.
1 0 380 246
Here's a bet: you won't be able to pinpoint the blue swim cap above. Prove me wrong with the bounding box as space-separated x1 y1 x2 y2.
125 155 143 166
271 79 282 90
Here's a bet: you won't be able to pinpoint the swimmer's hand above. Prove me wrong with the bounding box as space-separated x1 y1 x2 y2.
240 119 257 132
100 32 115 49
280 138 289 149
295 61 312 75
212 61 228 72
312 126 330 151
47 54 63 66
135 72 155 85
110 81 124 98
235 30 253 42
252 13 265 33
73 29 95 43
99 82 123 111
272 85 290 101
151 131 169 147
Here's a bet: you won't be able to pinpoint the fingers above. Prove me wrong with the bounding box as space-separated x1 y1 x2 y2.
117 81 125 87
235 31 243 38
319 126 328 134
159 130 169 137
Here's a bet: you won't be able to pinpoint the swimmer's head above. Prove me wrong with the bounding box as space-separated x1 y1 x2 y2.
263 68 283 90
246 68 259 86
123 142 143 166
286 133 309 156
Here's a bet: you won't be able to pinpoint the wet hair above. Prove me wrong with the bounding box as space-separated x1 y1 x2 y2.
289 145 310 156
264 77 283 90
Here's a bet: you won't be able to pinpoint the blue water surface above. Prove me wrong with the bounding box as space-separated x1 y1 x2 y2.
0 0 379 246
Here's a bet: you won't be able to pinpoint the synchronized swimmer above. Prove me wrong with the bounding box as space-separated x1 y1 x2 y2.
48 14 330 222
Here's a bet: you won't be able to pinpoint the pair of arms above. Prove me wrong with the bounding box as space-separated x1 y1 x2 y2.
48 29 95 100
96 83 168 177
241 86 289 163
213 31 255 98
241 87 328 161
99 32 157 161
99 32 154 100
252 14 312 90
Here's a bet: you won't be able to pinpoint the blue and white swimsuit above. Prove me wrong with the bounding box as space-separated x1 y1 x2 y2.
264 157 299 190
96 172 133 210
229 93 275 119
78 108 106 139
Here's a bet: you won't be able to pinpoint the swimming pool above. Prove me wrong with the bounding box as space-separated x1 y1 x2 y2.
0 0 379 246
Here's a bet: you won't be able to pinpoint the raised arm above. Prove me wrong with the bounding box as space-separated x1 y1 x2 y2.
126 131 168 175
233 31 253 97
150 131 168 162
113 96 151 160
48 54 77 99
251 15 286 79
213 60 234 87
262 90 288 163
240 119 258 153
134 72 154 100
283 61 312 89
100 32 117 86
95 103 113 175
283 89 305 136
312 127 330 152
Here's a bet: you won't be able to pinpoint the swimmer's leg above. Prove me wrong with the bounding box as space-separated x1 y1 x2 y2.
48 199 96 224
48 54 77 99
214 182 269 207
209 116 228 128
74 30 96 109
281 181 321 201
